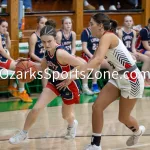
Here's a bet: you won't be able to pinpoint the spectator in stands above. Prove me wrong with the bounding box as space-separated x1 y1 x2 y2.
98 0 117 10
56 17 93 95
136 18 150 58
84 0 117 10
0 18 32 102
118 15 150 87
127 0 141 9
56 16 76 55
28 16 47 88
1 21 11 52
81 26 112 94
1 0 32 12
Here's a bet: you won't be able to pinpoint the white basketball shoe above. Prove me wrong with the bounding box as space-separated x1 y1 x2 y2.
84 144 102 150
64 120 78 139
9 130 28 144
126 125 146 146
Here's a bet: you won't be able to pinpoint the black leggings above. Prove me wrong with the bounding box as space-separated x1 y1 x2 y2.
98 0 115 6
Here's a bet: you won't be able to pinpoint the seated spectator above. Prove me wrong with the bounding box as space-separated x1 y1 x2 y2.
136 18 150 57
1 0 32 12
127 0 141 9
0 18 32 102
28 16 48 88
56 17 94 95
56 16 76 55
81 26 113 94
118 15 150 87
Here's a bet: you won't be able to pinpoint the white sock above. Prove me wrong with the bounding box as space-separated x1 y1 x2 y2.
19 88 25 93
68 120 75 128
13 82 17 88
92 82 97 85
82 83 88 88
84 0 89 6
93 133 102 136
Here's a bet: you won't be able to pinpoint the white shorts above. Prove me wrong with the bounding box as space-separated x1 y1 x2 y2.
109 68 144 99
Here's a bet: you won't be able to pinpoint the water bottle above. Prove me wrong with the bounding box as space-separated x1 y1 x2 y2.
117 2 121 9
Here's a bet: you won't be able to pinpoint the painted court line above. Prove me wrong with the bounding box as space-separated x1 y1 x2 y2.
110 143 150 150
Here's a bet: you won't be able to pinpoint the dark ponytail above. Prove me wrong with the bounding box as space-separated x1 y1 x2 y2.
110 19 118 33
92 13 117 33
40 19 57 37
45 19 56 28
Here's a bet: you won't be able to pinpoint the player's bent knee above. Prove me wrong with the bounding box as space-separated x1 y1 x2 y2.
92 103 103 113
62 113 70 120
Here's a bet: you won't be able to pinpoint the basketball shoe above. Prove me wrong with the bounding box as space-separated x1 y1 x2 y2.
64 120 78 139
8 86 18 97
84 4 95 10
18 90 33 102
9 130 28 144
82 87 94 95
84 144 102 150
91 84 100 94
126 125 146 146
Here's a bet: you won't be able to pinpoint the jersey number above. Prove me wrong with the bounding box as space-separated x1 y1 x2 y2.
92 43 98 50
125 41 131 48
66 45 71 51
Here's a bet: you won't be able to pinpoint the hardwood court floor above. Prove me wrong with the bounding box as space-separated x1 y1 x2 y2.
0 97 150 150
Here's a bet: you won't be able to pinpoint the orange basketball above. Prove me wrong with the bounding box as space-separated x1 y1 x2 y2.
15 61 37 83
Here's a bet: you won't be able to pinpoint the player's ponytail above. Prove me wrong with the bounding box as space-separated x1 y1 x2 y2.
92 13 117 33
110 19 118 33
40 20 57 37
45 19 56 28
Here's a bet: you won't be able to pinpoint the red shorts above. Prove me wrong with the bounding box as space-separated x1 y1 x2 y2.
81 52 90 62
137 49 147 54
0 59 11 69
46 80 80 105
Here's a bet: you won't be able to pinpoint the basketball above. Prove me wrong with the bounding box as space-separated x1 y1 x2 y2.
15 61 37 83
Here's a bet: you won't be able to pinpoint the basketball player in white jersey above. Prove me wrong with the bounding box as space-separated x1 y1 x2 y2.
57 13 145 150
